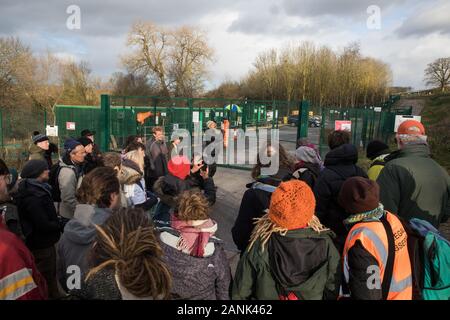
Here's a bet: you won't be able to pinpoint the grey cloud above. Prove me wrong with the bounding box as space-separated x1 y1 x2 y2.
0 0 241 37
395 2 450 37
282 0 407 18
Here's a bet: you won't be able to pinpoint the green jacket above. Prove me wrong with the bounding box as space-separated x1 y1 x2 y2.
232 228 340 300
28 144 46 162
377 144 450 227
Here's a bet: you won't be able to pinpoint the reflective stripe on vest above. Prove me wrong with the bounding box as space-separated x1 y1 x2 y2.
0 268 37 300
342 212 413 300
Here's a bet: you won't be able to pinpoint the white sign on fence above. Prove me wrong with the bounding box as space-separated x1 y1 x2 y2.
192 111 200 123
374 107 382 112
66 122 76 130
394 115 422 133
173 123 179 130
46 125 58 137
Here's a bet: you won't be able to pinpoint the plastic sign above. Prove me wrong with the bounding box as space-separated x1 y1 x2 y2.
192 111 200 123
335 120 352 132
374 107 382 112
66 122 76 130
394 115 422 133
46 125 58 137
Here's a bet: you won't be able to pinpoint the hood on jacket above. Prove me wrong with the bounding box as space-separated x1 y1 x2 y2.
295 162 321 177
267 228 335 294
247 167 292 189
63 205 111 245
29 143 45 156
59 153 83 173
384 143 430 163
153 175 189 207
324 144 358 167
120 158 143 185
17 179 52 199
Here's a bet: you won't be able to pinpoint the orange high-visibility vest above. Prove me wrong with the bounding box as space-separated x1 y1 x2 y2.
342 212 412 300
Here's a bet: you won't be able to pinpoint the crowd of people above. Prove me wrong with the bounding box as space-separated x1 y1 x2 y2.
1 119 449 300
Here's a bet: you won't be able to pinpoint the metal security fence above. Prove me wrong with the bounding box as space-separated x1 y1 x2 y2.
0 106 48 168
0 93 410 171
316 103 411 158
65 95 309 153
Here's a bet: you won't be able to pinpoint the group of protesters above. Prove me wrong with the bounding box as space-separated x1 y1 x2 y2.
1 118 449 300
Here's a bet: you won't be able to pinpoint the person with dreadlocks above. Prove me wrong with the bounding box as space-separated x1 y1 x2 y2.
157 189 231 300
232 179 340 300
57 167 121 292
70 208 172 300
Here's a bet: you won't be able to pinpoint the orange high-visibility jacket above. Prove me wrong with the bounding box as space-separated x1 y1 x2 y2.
342 212 412 300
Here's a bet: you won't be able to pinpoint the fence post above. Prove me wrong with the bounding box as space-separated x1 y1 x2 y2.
100 94 111 152
297 100 309 142
188 98 193 159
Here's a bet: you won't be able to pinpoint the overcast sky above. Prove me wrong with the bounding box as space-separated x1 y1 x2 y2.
1 0 450 91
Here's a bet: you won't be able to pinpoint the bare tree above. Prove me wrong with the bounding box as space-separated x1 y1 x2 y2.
218 41 391 107
111 72 156 96
123 21 213 97
424 57 450 92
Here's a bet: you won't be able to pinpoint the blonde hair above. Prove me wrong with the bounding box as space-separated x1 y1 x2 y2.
248 213 329 252
176 190 209 221
124 150 145 172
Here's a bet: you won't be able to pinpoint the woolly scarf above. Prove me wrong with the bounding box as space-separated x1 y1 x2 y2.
171 215 218 257
343 203 385 229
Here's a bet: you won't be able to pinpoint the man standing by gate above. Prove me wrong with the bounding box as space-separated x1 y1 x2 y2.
145 126 169 191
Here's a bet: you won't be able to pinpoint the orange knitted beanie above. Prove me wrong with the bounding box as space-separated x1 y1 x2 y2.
268 180 316 230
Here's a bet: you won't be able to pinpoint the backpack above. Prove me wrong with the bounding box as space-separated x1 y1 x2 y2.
401 218 450 300
292 167 318 188
48 163 77 202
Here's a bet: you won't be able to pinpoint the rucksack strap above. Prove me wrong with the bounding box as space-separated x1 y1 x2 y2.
370 160 385 168
380 214 396 300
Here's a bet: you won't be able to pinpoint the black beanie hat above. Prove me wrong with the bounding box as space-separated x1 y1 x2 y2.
338 177 380 214
21 160 49 179
78 136 93 147
366 140 389 160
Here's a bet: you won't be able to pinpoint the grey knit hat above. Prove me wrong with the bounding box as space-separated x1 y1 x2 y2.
32 133 49 144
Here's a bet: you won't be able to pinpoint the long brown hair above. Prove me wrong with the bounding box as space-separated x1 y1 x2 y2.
86 208 172 299
76 167 120 208
251 143 295 179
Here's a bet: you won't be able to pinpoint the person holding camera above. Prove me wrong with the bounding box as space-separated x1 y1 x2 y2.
153 155 216 226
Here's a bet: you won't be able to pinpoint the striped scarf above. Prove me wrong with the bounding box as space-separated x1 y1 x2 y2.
343 203 385 228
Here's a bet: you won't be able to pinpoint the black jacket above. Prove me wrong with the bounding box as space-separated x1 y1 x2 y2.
154 173 217 208
313 144 367 251
292 162 321 189
231 168 292 253
83 153 98 174
16 179 61 250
